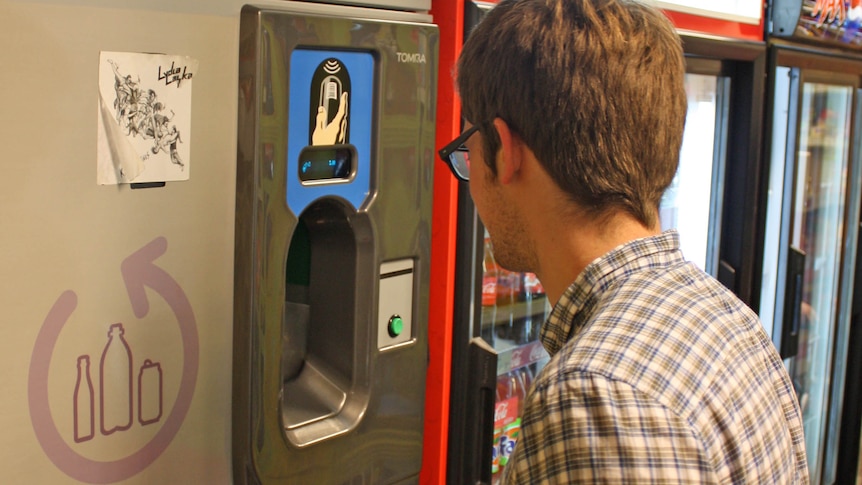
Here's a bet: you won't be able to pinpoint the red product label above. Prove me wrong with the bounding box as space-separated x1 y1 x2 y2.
494 397 518 428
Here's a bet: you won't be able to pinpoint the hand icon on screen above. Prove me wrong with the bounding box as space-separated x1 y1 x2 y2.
312 92 348 146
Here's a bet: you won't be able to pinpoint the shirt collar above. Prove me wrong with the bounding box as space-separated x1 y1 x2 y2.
540 230 684 356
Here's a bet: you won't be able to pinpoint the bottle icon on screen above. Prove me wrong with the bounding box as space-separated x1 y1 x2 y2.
310 58 351 146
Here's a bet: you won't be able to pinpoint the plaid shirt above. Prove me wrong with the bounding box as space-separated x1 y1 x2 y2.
502 231 809 484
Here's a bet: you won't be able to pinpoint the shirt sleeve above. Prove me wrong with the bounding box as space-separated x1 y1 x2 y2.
503 371 717 484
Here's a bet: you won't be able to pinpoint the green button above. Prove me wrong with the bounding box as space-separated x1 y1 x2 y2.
388 316 404 338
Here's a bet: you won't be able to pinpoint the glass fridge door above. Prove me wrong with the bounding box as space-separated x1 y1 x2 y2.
479 230 551 483
760 68 861 483
660 72 729 275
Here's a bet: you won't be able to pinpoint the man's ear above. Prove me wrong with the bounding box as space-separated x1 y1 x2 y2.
493 118 522 184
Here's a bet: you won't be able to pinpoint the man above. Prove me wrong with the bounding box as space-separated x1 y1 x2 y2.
438 0 810 482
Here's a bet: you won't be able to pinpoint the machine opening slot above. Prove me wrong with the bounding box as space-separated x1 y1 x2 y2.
281 198 359 442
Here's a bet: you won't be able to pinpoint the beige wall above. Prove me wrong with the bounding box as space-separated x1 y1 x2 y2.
0 1 254 482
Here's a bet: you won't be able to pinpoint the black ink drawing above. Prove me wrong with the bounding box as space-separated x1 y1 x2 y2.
108 59 184 170
158 61 194 88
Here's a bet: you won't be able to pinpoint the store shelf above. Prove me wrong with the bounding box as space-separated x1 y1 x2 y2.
496 340 548 375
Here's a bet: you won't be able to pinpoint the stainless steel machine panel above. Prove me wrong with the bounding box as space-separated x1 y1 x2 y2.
232 3 438 483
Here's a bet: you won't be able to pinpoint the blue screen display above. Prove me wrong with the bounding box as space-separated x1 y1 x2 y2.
298 145 353 182
287 49 374 213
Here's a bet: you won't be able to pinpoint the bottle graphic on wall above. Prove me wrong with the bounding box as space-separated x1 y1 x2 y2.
73 355 95 443
100 323 133 435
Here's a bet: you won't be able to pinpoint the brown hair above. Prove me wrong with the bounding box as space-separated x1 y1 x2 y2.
457 0 687 228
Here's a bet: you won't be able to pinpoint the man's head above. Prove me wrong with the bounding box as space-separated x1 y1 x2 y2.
457 0 687 229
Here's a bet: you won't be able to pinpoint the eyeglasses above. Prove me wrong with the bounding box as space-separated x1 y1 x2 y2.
438 124 480 182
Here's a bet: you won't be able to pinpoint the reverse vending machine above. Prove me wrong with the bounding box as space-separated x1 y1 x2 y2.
232 2 438 483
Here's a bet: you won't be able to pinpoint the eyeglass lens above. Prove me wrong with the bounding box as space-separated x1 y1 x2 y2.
449 149 470 180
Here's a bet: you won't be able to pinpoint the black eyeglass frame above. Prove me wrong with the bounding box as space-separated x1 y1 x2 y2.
438 124 480 182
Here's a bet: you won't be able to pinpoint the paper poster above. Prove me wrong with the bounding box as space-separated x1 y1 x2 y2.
97 51 197 185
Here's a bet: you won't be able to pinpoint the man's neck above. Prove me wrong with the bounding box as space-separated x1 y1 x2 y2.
532 210 660 306
496 137 661 306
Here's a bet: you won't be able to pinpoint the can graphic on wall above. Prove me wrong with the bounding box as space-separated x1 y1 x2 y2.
138 359 163 425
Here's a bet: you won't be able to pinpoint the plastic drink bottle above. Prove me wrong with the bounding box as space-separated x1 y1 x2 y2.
492 373 511 484
495 269 517 341
481 237 499 347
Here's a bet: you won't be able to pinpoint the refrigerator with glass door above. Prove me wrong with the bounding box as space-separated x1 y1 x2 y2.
425 1 769 483
758 2 862 483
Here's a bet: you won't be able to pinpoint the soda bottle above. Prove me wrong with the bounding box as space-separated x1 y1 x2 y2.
492 373 511 484
520 365 534 396
509 369 527 417
508 273 527 345
498 370 526 473
516 273 540 344
481 237 499 347
495 269 517 342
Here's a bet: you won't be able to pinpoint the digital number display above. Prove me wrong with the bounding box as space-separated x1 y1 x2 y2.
298 145 354 183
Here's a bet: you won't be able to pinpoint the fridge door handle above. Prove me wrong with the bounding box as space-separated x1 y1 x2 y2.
717 260 737 295
780 246 806 359
466 337 498 485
